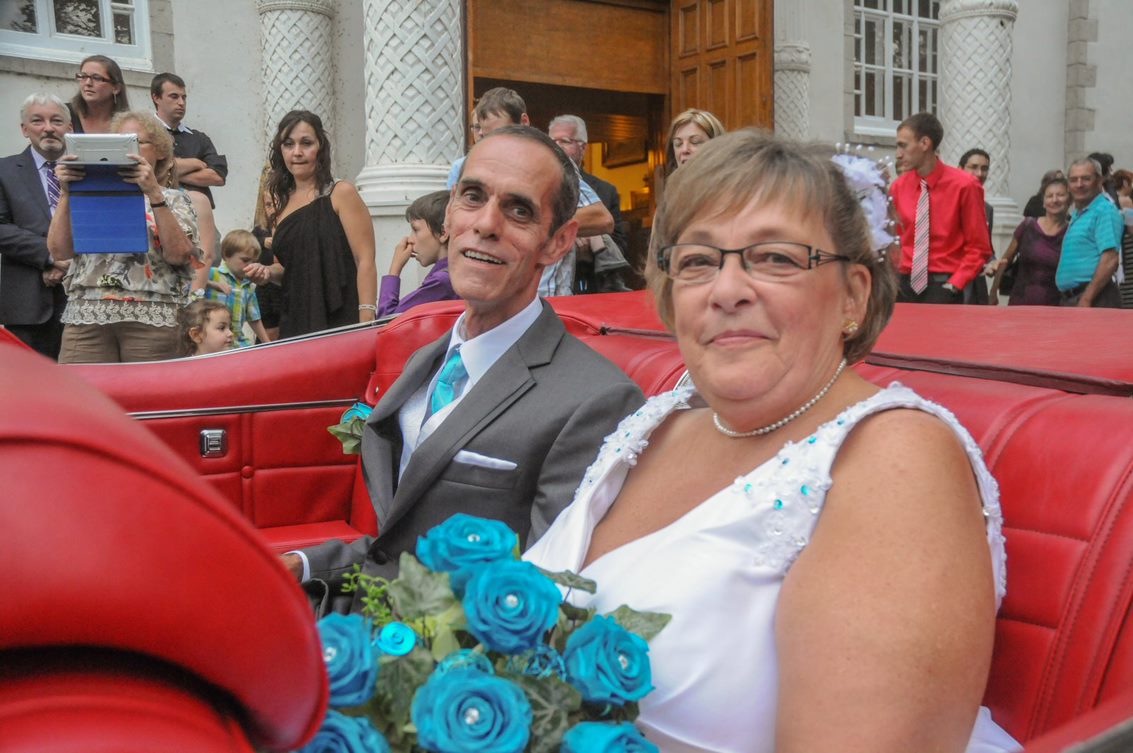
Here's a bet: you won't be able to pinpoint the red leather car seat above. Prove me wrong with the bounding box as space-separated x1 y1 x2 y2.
0 345 327 751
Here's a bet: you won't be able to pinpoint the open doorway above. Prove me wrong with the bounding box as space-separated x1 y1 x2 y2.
474 78 664 286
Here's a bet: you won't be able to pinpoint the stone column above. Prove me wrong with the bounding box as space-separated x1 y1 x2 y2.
773 0 810 139
939 0 1020 257
256 0 336 150
774 43 812 139
355 0 464 287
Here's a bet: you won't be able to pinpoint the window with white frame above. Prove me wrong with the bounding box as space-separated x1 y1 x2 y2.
0 0 151 70
853 0 940 137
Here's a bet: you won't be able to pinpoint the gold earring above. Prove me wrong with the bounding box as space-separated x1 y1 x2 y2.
842 320 860 337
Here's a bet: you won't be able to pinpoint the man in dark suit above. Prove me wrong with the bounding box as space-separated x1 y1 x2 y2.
0 93 71 358
285 126 645 612
548 114 631 292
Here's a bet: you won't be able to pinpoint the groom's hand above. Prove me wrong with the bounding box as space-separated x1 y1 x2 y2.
281 553 303 581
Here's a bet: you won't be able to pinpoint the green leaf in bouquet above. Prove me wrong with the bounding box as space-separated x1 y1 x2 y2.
327 416 366 455
510 674 582 753
431 624 461 662
341 566 394 623
389 553 457 620
536 567 598 594
559 602 595 623
373 646 435 734
551 603 595 653
606 604 672 642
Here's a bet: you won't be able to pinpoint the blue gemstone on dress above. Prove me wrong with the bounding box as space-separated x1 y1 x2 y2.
837 419 845 426
782 458 789 465
744 482 754 494
807 436 817 444
773 499 784 510
801 484 810 496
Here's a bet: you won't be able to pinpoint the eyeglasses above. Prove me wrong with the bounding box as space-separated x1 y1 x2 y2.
469 123 482 134
552 137 585 148
76 73 112 84
656 241 850 284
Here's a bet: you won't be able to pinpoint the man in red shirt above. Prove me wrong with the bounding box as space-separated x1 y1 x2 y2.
891 113 992 303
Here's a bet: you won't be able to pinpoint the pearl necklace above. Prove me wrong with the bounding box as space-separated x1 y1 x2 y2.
712 358 848 438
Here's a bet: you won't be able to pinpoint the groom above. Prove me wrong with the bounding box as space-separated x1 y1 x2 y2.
285 126 644 612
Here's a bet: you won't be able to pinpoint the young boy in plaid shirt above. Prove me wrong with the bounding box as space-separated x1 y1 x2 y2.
201 230 270 347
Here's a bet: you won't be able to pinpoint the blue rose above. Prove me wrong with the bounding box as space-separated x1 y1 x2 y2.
462 560 562 654
437 649 495 676
317 614 379 707
376 622 416 656
340 402 373 423
297 710 391 753
561 722 659 753
412 668 532 753
417 514 519 594
563 616 653 705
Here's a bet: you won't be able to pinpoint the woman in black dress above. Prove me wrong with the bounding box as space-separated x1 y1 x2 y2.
246 111 376 338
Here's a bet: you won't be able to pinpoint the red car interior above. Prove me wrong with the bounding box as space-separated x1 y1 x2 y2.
5 292 1131 749
0 345 327 752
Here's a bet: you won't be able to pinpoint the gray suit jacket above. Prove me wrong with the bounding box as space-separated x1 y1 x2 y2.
304 301 644 609
0 147 57 326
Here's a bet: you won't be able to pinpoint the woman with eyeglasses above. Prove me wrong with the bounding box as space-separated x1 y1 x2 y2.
48 112 201 363
526 131 1019 753
68 55 130 134
243 110 376 338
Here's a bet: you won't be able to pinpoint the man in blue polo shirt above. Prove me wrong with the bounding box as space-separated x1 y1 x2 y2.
1057 157 1123 308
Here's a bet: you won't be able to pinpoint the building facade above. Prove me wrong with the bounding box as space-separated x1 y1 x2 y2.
1 0 1130 277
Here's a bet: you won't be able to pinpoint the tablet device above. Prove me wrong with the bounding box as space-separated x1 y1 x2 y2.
64 133 138 166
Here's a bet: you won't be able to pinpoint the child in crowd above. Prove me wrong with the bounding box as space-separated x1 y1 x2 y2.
377 190 459 317
178 300 233 356
201 230 271 347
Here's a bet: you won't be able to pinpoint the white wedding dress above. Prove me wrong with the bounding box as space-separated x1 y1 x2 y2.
525 384 1021 753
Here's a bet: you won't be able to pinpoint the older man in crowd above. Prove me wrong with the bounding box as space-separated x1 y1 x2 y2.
285 126 644 613
0 93 72 358
1057 157 1124 307
548 114 631 293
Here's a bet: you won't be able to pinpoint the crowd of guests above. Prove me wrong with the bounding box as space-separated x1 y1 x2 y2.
891 112 1128 310
1 59 1127 369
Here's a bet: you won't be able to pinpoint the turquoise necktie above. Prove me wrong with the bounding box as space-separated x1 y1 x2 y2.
430 348 468 415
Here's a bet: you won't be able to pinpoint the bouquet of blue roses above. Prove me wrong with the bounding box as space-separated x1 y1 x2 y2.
297 514 669 753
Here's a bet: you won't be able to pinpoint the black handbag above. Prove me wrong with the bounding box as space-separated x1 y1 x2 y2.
999 254 1019 296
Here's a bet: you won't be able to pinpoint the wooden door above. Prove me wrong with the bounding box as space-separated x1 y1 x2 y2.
671 0 773 129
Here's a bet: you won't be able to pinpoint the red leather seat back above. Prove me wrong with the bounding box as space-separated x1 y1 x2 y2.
850 367 1133 742
0 344 327 751
365 302 463 405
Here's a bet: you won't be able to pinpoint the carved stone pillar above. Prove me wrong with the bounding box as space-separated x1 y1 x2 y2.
355 0 464 284
939 0 1020 257
774 43 811 139
773 0 810 139
256 0 336 150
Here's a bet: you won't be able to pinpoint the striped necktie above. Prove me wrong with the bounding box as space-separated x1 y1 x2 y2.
44 161 61 213
430 348 468 415
910 178 930 294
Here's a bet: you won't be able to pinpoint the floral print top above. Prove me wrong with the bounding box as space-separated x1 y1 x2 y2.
61 188 202 328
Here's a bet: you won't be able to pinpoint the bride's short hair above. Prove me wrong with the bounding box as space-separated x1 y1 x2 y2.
646 129 896 364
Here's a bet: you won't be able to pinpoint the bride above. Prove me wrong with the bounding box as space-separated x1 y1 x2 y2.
525 131 1020 753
